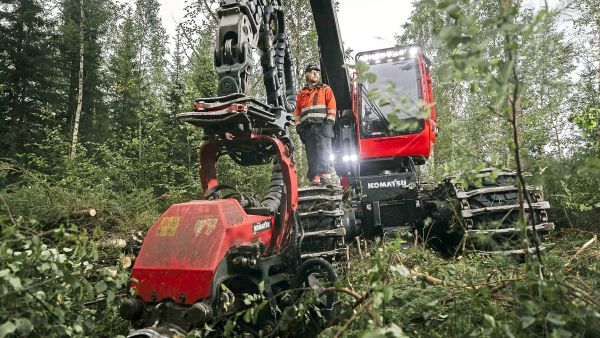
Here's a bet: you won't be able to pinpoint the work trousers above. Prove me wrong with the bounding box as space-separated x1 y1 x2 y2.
297 122 334 180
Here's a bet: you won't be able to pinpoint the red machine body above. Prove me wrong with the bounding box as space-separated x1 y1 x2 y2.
332 45 440 235
130 199 273 305
357 126 435 160
123 96 302 334
352 50 437 162
130 133 298 305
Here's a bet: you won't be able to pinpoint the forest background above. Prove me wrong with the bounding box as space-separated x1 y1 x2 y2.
0 0 598 337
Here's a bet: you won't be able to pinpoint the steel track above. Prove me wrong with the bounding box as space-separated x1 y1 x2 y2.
441 168 554 254
297 185 348 262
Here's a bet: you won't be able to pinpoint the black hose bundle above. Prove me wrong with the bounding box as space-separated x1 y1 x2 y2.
260 160 284 213
276 11 297 114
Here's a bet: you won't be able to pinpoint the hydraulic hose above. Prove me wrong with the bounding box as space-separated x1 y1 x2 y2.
260 160 284 213
277 12 297 114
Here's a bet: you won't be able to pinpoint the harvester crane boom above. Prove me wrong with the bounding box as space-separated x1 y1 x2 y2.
309 0 352 110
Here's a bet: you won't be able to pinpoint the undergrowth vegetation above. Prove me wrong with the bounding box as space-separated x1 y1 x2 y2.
328 233 600 337
197 231 600 338
1 162 600 337
0 222 129 337
2 138 597 333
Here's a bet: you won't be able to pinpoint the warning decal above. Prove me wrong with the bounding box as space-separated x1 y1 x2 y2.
157 216 181 237
194 217 218 236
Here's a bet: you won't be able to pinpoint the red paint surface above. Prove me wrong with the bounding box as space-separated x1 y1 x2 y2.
198 135 298 252
340 176 349 191
353 52 437 161
131 199 271 304
358 121 433 159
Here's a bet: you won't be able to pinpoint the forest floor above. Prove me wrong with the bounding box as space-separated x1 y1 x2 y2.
1 165 599 337
110 228 599 337
112 228 600 337
327 229 600 337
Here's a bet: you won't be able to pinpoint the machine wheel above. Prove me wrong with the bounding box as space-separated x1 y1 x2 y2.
291 258 339 333
427 168 554 255
293 258 338 311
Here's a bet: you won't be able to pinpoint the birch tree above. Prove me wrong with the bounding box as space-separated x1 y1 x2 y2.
70 0 84 159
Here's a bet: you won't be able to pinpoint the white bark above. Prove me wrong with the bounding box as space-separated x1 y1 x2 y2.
70 0 85 160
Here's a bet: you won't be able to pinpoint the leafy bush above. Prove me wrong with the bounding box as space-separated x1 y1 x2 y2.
542 154 600 231
0 222 129 337
321 232 600 337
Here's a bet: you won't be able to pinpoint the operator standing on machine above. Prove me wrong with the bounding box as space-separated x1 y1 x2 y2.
294 64 337 185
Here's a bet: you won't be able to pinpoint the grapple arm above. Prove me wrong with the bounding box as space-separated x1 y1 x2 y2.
214 0 296 114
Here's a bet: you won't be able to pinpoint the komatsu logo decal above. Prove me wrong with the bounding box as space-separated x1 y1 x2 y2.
252 220 271 234
367 179 407 189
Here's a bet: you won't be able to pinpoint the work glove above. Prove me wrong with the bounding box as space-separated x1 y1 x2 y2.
322 120 335 138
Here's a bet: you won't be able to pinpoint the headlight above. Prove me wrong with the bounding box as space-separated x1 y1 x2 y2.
329 154 335 161
408 46 420 57
342 154 357 162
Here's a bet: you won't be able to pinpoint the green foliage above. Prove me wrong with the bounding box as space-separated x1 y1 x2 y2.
178 1 218 100
199 231 599 337
398 0 600 230
57 0 115 144
328 233 600 337
541 155 600 230
106 11 143 134
283 0 320 86
570 104 600 152
0 0 62 158
567 0 600 155
0 221 129 337
400 1 575 174
219 233 599 337
1 132 197 231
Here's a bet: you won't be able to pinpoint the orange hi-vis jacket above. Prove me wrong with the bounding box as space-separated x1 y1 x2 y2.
293 83 337 124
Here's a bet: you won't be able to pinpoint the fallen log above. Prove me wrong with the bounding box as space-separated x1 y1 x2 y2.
411 270 445 285
98 238 127 249
120 254 135 269
71 209 97 218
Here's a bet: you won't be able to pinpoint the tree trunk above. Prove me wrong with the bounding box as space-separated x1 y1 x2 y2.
501 0 546 275
70 0 85 160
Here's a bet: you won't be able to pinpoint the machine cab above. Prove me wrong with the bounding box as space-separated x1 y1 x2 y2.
349 45 437 175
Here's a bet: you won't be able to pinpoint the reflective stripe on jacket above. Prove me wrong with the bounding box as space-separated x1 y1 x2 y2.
293 83 337 124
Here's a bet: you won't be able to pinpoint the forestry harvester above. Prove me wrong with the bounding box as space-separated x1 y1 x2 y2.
119 1 554 336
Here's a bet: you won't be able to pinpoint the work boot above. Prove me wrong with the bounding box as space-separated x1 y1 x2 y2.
319 174 334 186
309 175 321 186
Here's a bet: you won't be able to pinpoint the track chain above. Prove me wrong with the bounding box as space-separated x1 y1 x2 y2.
297 184 348 261
441 168 554 254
